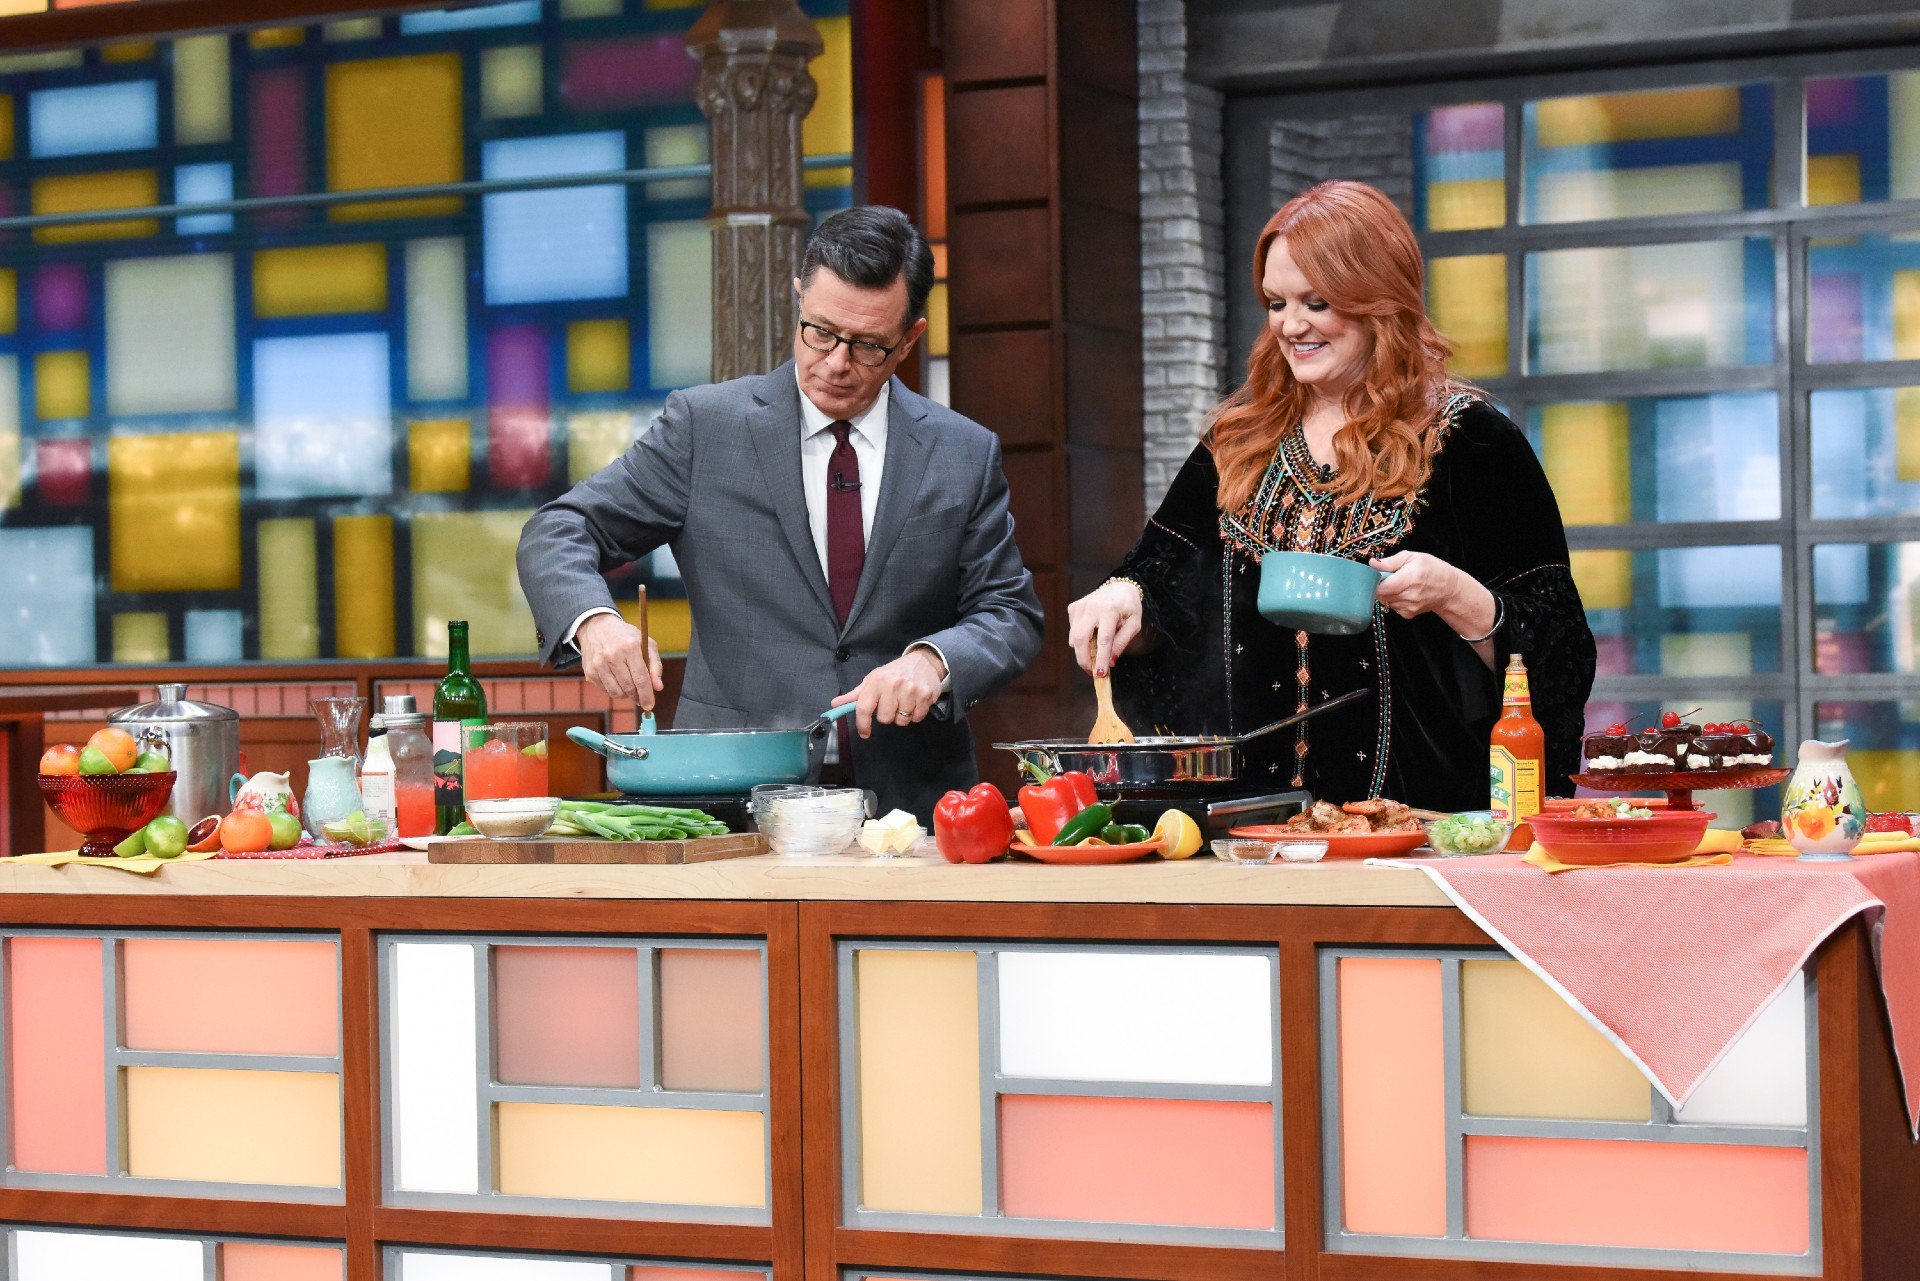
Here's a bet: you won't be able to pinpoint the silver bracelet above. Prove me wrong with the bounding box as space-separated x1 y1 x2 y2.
1457 597 1504 645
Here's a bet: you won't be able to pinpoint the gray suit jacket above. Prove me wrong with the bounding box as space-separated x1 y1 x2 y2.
517 361 1044 820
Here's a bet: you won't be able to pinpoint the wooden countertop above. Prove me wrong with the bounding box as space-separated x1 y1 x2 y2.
0 850 1452 906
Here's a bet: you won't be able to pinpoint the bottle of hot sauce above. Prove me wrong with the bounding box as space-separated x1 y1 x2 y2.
1489 654 1545 849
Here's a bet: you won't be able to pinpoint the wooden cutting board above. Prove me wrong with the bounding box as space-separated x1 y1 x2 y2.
426 833 765 864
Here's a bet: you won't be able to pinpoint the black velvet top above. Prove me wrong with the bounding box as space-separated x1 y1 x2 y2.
1112 396 1596 810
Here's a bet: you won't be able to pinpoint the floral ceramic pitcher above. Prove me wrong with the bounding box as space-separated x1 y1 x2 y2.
1781 739 1867 860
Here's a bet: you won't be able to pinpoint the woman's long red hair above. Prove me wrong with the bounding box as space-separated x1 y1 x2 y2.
1209 181 1457 513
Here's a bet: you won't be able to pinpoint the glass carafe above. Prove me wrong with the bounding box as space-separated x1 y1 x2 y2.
311 695 367 771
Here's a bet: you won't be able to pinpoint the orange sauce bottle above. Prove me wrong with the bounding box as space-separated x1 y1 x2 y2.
1489 654 1545 849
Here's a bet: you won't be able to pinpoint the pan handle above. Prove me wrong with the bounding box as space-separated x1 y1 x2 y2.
566 726 650 761
1232 687 1372 746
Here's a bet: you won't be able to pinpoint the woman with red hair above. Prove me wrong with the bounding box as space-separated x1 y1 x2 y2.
1068 181 1594 809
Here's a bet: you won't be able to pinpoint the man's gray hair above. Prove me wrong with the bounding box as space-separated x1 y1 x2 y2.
799 205 935 328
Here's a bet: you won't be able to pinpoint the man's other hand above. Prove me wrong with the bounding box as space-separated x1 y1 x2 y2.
577 614 664 710
832 649 947 737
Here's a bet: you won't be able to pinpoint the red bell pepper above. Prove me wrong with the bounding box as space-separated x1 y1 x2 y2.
1016 769 1099 845
933 784 1015 864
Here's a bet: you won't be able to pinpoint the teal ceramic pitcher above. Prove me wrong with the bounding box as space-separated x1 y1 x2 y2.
303 756 363 839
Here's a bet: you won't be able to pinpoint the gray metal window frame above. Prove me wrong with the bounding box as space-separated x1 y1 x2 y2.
1226 42 1920 750
376 932 773 1226
1317 946 1821 1275
0 928 345 1205
835 939 1285 1250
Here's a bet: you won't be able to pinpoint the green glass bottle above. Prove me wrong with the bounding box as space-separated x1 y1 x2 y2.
432 620 488 834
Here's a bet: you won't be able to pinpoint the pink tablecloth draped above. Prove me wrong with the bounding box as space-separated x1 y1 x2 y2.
1374 850 1920 1138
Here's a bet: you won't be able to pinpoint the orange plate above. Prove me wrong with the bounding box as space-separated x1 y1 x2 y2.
1228 826 1426 858
1011 838 1165 865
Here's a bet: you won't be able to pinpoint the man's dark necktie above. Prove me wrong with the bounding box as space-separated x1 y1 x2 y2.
826 420 864 774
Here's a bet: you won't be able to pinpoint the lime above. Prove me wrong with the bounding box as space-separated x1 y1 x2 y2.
113 828 148 858
267 811 303 850
345 810 372 845
142 816 188 859
132 751 170 773
520 739 548 758
79 745 118 776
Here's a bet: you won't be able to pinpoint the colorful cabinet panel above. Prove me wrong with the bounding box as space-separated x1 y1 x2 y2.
1323 948 1817 1274
5 1225 341 1280
2 931 342 1197
840 942 1282 1247
382 934 771 1219
389 1248 767 1280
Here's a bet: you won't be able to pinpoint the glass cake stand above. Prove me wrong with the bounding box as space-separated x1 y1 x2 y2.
1568 766 1791 812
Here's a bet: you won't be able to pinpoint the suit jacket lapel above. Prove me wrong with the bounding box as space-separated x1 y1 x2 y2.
844 378 931 633
747 366 837 624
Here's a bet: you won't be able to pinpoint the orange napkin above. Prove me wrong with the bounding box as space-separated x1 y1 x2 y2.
1524 844 1734 874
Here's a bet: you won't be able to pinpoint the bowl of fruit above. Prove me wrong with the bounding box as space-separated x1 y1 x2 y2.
37 728 177 858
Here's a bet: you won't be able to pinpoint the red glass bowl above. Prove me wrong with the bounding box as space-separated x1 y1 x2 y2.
1528 809 1714 866
37 772 177 858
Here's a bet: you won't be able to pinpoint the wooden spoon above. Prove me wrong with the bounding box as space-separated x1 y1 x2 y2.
636 583 652 732
1089 672 1136 745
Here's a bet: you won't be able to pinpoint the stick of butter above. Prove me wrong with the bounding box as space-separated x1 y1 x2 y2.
858 809 925 854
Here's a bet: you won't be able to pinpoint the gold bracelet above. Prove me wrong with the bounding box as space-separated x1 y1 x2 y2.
1103 575 1144 600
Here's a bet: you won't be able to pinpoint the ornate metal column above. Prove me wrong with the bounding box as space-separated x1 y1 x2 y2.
688 0 822 382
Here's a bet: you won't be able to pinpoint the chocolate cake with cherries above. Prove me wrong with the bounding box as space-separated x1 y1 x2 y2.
1582 710 1774 778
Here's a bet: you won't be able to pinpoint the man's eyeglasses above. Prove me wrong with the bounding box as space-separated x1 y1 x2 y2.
798 319 901 368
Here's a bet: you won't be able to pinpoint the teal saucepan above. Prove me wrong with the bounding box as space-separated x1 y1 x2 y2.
1257 550 1391 635
567 704 858 795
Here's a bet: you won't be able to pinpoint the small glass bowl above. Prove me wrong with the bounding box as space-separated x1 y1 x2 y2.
756 786 868 856
464 796 561 840
1211 838 1279 865
1423 810 1514 858
1277 839 1329 863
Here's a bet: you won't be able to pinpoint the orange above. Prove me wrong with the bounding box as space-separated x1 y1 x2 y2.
218 810 273 853
38 743 81 776
185 816 223 853
85 727 138 772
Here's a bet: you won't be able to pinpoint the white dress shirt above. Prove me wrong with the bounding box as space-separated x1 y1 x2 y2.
798 372 888 570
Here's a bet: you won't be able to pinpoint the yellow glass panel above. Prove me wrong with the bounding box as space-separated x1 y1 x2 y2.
109 431 241 592
1535 162 1741 223
1894 271 1920 359
497 1103 764 1206
804 15 852 189
0 1 47 16
0 95 13 161
101 40 157 63
1570 549 1631 611
0 51 78 72
1807 154 1863 207
482 45 542 118
1462 959 1650 1121
173 35 230 145
1428 254 1507 379
253 244 389 317
34 350 88 420
411 510 535 657
127 1067 341 1187
0 421 19 512
855 948 982 1215
409 418 471 492
1426 177 1504 231
925 283 949 358
568 410 632 483
32 170 159 244
0 268 14 335
332 515 395 659
113 612 170 663
1895 389 1920 483
258 518 319 659
618 595 689 654
249 26 304 49
325 54 462 220
1850 748 1920 812
325 18 383 41
568 319 630 393
1538 402 1629 525
1660 632 1753 677
1535 86 1740 148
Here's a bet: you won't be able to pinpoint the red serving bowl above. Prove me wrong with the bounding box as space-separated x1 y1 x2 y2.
1528 808 1713 866
37 772 176 858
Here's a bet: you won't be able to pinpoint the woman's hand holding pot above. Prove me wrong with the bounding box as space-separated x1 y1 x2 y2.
1066 579 1145 678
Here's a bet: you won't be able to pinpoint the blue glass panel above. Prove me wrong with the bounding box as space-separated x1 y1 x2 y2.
0 527 94 665
253 334 393 500
1649 394 1779 522
1655 545 1782 610
1808 387 1920 519
482 133 628 305
183 608 244 662
1813 543 1920 674
401 2 541 34
174 163 234 235
28 81 159 158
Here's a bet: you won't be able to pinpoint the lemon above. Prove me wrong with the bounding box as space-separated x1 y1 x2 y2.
1153 809 1203 859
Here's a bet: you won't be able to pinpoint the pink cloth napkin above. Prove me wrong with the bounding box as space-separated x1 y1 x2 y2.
1378 850 1920 1137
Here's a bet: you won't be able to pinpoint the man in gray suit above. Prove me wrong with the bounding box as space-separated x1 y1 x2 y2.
518 206 1043 820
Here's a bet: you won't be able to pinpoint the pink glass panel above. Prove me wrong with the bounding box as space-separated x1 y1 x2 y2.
1425 102 1504 153
35 438 91 506
658 948 765 1092
7 936 107 1174
221 1242 345 1281
249 67 306 226
33 263 87 332
494 945 640 1087
561 37 699 110
1465 1136 1809 1254
999 1094 1274 1229
1339 956 1446 1236
123 938 338 1056
487 324 551 488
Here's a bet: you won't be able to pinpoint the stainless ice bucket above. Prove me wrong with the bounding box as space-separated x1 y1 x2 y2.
109 683 240 822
